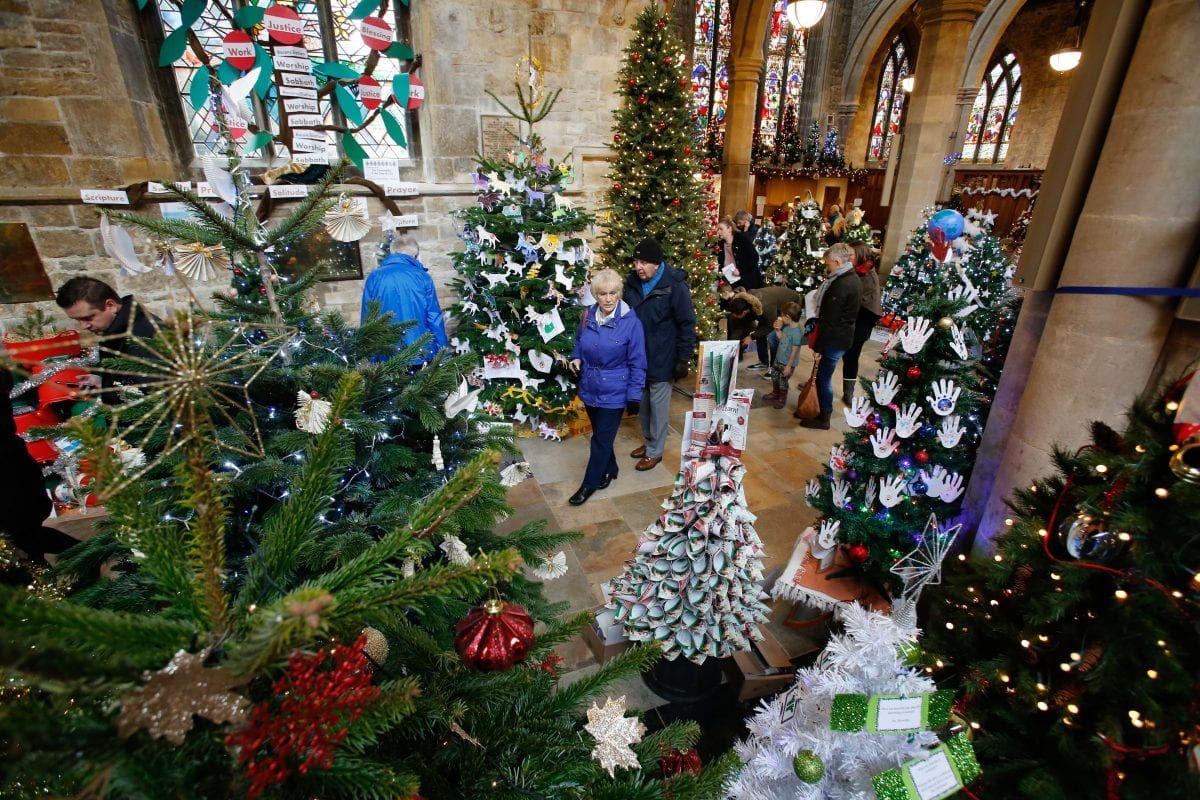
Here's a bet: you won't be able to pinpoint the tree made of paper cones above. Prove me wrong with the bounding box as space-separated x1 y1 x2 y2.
728 601 979 800
922 381 1200 800
447 78 596 437
598 5 720 340
606 451 770 664
774 194 826 289
798 294 985 598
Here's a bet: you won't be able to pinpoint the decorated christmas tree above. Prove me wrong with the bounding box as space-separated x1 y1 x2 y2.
599 5 720 341
922 380 1200 799
802 121 821 168
775 101 803 166
447 79 595 437
841 207 873 246
729 599 979 799
818 128 845 170
774 194 826 289
606 446 770 664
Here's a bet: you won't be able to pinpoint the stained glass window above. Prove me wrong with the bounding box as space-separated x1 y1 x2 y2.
964 51 1022 163
866 35 911 162
152 0 412 161
756 1 807 151
692 0 732 149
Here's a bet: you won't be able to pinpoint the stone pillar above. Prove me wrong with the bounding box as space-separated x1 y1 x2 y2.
835 101 858 143
938 86 980 199
973 0 1200 552
880 0 986 267
797 13 834 131
719 53 764 216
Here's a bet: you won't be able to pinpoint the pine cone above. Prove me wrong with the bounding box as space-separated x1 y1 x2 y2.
1076 643 1104 673
1011 564 1035 596
1052 683 1083 706
1090 420 1126 454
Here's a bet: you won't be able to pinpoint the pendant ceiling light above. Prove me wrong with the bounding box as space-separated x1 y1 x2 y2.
1049 1 1088 72
786 1 828 30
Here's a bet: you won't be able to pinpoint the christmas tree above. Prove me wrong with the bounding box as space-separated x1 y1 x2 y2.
774 194 825 289
775 101 803 166
797 293 985 598
599 5 720 341
922 380 1200 799
606 446 770 664
729 601 979 799
818 128 845 170
448 79 596 436
802 122 821 168
841 207 873 246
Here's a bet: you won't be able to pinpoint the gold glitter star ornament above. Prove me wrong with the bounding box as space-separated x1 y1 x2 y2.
584 695 646 776
117 649 248 745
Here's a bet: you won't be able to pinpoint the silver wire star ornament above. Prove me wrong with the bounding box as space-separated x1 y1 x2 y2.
891 514 962 603
584 695 646 776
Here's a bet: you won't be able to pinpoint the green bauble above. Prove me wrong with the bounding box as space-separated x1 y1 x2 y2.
793 750 824 783
898 640 922 666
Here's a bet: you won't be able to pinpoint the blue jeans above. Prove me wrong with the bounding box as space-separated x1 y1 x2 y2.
815 349 846 416
583 405 624 489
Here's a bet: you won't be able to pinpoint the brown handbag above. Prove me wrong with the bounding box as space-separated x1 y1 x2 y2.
793 356 821 420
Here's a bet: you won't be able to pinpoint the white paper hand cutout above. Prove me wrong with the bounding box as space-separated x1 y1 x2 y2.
870 427 899 458
922 466 948 499
805 479 820 507
831 479 850 509
864 476 879 508
899 317 934 354
879 475 907 508
829 445 850 473
926 379 961 417
949 323 969 360
938 472 965 502
809 520 840 570
937 415 965 448
895 403 923 439
872 371 900 406
844 395 873 427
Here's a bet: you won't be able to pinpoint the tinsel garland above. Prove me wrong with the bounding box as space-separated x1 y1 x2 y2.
8 348 100 399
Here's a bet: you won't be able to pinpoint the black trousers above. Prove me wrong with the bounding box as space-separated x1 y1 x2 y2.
582 405 623 490
842 309 881 381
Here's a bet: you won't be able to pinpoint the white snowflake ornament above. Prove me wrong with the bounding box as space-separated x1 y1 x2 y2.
584 696 646 776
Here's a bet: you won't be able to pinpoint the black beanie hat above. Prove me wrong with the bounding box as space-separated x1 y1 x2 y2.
632 237 664 265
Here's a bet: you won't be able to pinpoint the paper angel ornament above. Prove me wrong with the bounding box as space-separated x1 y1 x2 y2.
531 551 568 581
322 194 371 242
151 240 176 276
202 154 239 206
439 535 472 566
172 242 230 282
100 215 150 276
431 435 444 472
500 461 533 487
444 379 482 418
295 390 332 434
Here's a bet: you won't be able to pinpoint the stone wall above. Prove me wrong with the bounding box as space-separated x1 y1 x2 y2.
1 0 650 332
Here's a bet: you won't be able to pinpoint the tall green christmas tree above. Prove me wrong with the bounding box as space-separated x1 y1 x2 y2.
599 5 719 341
922 382 1200 799
775 101 803 167
774 194 825 289
448 80 595 436
802 121 821 168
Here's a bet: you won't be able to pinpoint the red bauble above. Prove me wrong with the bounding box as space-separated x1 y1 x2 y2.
661 747 702 776
309 391 320 399
684 145 693 154
646 152 655 160
632 203 641 211
672 198 681 206
693 249 703 258
454 600 535 671
638 94 647 104
632 53 641 61
656 19 666 27
259 286 267 295
906 365 922 380
612 183 622 192
846 544 870 564
663 56 673 65
614 133 623 143
865 418 879 434
914 449 929 464
627 78 636 87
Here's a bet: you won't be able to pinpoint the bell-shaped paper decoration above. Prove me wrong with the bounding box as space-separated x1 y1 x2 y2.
172 242 231 282
323 193 372 242
294 390 332 434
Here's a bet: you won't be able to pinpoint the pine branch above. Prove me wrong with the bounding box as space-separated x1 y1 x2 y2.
102 209 223 246
162 180 260 249
541 642 662 715
265 162 346 248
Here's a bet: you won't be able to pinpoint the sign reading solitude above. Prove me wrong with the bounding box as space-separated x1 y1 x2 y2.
480 115 521 162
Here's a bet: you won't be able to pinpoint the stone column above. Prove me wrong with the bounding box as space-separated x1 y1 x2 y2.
835 101 858 144
938 86 980 199
973 0 1200 551
880 0 987 267
719 53 765 216
797 13 834 131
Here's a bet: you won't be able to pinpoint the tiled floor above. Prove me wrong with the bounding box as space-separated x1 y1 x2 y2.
504 341 883 702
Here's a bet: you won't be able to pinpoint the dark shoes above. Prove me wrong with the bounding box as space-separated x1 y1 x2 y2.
630 445 647 459
599 472 616 489
800 413 832 430
568 486 595 506
635 456 662 471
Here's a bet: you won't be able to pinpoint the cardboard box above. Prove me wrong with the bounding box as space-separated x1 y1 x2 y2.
725 628 796 702
581 606 633 664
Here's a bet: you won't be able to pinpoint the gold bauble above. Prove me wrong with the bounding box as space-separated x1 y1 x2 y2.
937 317 954 330
1169 439 1200 485
361 626 390 667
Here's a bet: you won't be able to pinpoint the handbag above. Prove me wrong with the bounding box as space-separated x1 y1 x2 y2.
793 356 821 420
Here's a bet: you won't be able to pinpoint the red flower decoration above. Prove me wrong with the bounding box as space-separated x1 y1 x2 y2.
226 636 380 800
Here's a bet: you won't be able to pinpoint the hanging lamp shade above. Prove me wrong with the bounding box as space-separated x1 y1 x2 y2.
1049 48 1082 71
786 1 828 29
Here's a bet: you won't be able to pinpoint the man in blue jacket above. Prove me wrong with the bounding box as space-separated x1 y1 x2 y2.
622 237 697 471
360 234 448 364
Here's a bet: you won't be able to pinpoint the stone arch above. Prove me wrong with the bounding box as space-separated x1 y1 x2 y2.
841 0 916 108
962 0 1028 89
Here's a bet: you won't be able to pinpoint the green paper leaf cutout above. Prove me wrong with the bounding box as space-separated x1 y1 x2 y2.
335 84 364 126
384 41 415 61
158 27 190 66
349 0 382 20
391 73 410 107
179 0 207 29
188 66 211 110
382 109 407 148
313 61 361 81
253 44 273 99
216 60 240 86
341 133 368 168
241 131 274 155
233 5 265 29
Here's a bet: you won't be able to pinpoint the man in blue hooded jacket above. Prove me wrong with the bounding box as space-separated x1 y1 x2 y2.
622 236 697 471
360 234 448 363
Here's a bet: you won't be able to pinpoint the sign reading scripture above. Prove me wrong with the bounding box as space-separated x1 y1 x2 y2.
80 189 130 205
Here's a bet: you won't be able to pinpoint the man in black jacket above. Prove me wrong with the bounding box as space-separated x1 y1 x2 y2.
55 277 159 403
623 237 697 471
801 243 861 430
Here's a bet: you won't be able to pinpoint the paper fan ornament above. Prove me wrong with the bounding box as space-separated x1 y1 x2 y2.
531 551 568 581
323 193 372 242
294 390 332 434
171 242 231 281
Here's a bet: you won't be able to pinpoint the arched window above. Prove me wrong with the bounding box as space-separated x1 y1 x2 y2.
964 51 1022 163
866 34 911 162
755 1 807 151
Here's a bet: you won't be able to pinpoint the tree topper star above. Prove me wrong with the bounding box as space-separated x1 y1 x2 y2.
890 514 961 602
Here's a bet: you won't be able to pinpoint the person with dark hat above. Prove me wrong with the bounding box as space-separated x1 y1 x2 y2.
622 236 697 471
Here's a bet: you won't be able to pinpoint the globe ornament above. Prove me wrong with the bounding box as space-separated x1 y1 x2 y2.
927 209 965 240
1058 513 1125 564
454 599 536 671
793 749 824 783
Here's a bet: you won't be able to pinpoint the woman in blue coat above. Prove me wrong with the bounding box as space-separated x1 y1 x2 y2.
568 269 647 506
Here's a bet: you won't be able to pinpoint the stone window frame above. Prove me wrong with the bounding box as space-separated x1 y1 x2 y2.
136 0 419 169
865 32 913 164
963 50 1022 165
